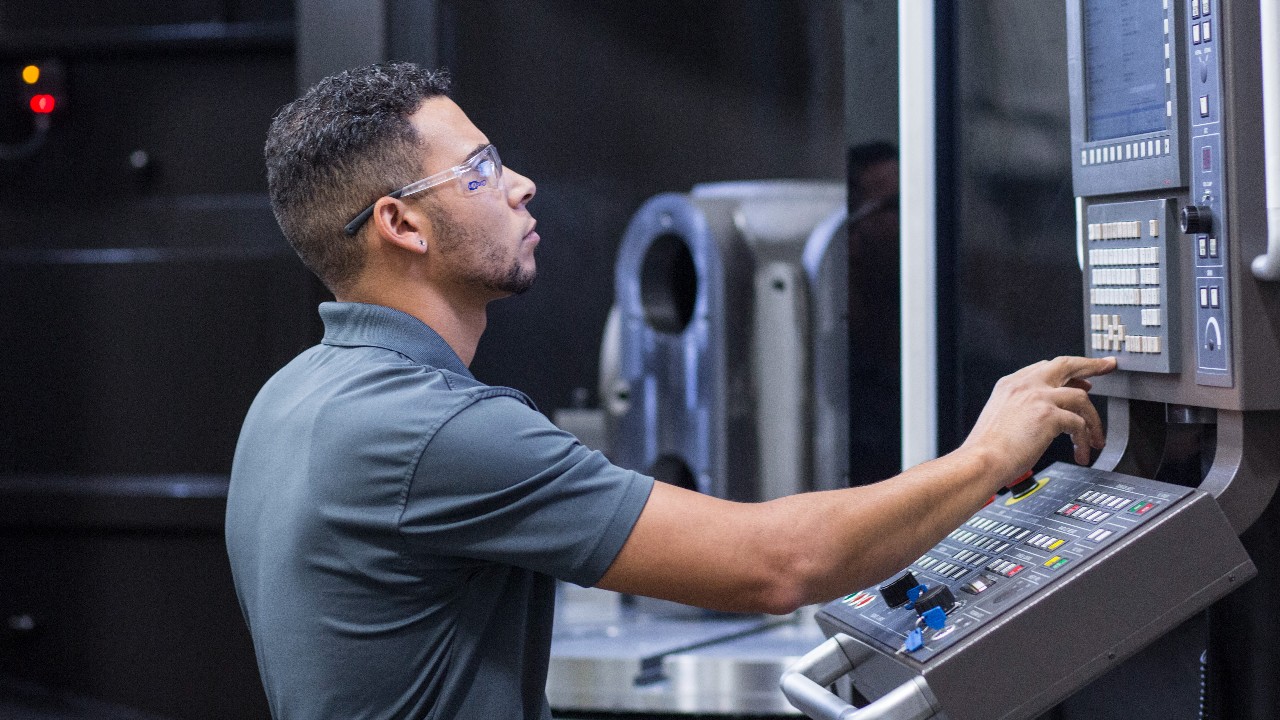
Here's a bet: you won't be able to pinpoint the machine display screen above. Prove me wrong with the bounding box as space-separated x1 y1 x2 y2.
1083 0 1167 142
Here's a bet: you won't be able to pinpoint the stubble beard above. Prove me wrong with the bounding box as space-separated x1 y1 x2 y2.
430 203 537 296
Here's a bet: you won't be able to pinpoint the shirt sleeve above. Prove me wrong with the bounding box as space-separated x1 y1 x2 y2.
398 392 655 587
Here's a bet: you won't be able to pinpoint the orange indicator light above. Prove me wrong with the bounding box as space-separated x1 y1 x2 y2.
21 65 39 84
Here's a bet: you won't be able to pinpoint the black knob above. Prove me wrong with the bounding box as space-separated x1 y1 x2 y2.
879 571 920 609
1181 205 1212 234
913 585 957 617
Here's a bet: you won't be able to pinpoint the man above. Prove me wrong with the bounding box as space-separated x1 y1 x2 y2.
226 62 1114 719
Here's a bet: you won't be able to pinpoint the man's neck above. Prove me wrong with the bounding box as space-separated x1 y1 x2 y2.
337 282 488 367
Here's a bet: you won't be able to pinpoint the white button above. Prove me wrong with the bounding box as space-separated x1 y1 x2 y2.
1210 286 1220 307
1209 237 1218 256
1203 21 1211 42
1201 287 1210 307
1193 23 1201 44
1164 138 1170 154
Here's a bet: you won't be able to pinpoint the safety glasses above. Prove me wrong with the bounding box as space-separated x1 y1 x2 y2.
343 144 504 236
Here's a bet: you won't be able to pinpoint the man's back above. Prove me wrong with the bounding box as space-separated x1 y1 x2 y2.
226 302 652 719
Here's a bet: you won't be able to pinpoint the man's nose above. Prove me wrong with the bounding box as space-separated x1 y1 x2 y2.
505 168 536 208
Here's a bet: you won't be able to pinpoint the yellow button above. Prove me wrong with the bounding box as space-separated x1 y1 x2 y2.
1044 556 1062 567
1048 539 1065 550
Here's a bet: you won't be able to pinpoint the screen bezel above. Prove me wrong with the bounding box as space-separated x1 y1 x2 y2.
1067 0 1186 197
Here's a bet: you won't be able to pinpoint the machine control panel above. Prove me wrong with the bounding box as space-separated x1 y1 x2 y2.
1186 0 1232 386
1083 199 1180 373
819 463 1192 660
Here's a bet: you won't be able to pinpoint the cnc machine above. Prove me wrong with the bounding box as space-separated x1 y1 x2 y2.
784 2 1280 718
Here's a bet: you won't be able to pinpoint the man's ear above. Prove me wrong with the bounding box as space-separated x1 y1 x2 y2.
370 196 432 254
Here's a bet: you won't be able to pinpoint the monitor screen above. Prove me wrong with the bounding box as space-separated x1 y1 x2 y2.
1083 0 1168 142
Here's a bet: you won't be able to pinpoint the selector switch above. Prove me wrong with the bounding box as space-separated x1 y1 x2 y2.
1008 475 1040 499
1180 205 1212 235
879 571 921 609
913 585 957 619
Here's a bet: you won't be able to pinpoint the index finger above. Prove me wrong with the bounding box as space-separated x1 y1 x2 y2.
1041 355 1117 385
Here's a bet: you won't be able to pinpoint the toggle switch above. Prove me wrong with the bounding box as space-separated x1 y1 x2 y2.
921 607 948 630
905 627 925 652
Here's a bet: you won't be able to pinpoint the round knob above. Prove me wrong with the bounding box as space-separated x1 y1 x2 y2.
913 585 956 617
1181 205 1212 234
879 571 920 609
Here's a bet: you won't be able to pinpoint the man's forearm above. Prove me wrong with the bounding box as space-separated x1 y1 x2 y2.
755 444 1011 609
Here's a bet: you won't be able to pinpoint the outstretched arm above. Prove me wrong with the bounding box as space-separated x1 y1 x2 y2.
594 355 1116 614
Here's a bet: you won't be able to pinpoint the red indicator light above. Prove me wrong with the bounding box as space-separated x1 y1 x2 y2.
30 94 55 113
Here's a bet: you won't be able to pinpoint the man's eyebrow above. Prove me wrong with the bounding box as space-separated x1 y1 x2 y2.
463 144 489 162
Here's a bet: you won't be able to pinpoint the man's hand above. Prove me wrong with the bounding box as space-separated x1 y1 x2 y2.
961 356 1117 485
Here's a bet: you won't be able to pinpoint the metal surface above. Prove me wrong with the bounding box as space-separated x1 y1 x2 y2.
898 0 938 468
548 587 826 715
1251 0 1280 280
803 209 852 491
566 182 848 716
780 635 939 720
607 181 846 502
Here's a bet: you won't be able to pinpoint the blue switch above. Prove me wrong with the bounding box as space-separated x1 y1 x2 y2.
921 606 948 630
905 628 925 652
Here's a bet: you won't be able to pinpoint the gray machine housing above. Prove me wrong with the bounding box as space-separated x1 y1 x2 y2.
605 180 849 501
1071 0 1280 410
547 181 850 715
814 475 1253 720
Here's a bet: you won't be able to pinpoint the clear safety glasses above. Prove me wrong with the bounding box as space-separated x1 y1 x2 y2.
343 144 504 236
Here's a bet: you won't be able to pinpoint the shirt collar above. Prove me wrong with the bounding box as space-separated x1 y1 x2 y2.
318 302 474 379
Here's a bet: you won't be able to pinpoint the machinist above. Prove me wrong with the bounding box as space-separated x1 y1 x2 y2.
225 62 1115 720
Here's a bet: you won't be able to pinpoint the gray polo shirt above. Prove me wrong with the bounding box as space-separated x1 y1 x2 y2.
226 302 653 720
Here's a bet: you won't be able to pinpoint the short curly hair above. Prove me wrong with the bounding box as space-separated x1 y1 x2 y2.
265 63 451 293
